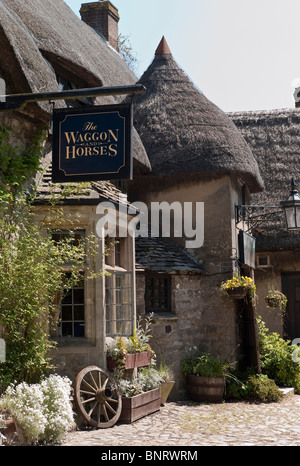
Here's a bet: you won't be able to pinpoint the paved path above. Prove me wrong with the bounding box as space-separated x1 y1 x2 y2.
62 394 300 447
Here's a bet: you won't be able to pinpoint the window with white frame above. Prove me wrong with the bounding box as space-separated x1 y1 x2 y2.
105 236 134 337
51 230 86 338
105 271 134 337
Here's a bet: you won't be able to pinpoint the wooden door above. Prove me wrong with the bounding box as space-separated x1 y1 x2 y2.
282 273 300 340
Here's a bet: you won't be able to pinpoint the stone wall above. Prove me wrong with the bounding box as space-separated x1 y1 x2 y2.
136 271 236 400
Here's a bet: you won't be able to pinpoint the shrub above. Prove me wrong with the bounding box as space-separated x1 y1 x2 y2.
225 371 283 402
1 374 74 444
246 374 284 403
257 317 300 393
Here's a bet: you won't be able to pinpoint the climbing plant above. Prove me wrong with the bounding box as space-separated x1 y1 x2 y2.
0 127 102 391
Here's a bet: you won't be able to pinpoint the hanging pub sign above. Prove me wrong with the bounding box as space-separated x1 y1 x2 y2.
238 231 256 268
52 104 132 183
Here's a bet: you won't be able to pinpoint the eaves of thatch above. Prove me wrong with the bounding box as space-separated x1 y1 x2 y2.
229 108 300 250
133 37 263 194
0 0 151 174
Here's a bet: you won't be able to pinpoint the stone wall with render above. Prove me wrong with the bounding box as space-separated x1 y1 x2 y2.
255 249 300 337
136 271 235 400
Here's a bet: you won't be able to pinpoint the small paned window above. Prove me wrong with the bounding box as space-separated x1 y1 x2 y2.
59 272 85 338
56 75 94 107
106 272 134 337
145 275 171 314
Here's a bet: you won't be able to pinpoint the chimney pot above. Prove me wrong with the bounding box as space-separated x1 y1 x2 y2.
80 1 120 50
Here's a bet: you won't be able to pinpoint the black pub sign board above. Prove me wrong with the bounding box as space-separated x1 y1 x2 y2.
52 104 132 183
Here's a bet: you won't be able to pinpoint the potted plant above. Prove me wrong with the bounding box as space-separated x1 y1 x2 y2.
114 367 162 423
221 275 256 301
264 288 287 312
106 315 154 371
182 352 231 402
156 360 175 405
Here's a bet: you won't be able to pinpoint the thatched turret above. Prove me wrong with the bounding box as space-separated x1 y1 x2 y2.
133 37 263 193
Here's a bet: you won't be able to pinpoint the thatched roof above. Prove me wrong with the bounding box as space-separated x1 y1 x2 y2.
230 108 300 250
0 0 150 174
133 37 263 193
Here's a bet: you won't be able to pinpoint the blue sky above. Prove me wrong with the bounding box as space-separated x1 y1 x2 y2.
65 0 300 113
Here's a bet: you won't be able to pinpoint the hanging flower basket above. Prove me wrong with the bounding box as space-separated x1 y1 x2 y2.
221 275 256 301
226 287 248 300
264 290 287 312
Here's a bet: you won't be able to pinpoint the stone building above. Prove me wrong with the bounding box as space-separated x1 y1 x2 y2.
130 37 263 396
0 0 277 400
0 0 150 381
230 108 300 341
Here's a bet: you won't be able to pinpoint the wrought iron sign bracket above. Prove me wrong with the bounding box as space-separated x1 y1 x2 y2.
0 84 146 112
235 204 283 233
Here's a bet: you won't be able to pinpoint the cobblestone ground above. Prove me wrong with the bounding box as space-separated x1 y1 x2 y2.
62 394 300 447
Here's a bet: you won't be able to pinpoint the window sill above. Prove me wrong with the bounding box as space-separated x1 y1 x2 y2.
146 312 178 322
52 337 95 348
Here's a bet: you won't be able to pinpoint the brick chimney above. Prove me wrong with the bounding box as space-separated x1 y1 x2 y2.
80 1 120 50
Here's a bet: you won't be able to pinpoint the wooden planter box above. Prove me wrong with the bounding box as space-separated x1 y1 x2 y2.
187 375 225 403
107 351 151 371
119 387 161 423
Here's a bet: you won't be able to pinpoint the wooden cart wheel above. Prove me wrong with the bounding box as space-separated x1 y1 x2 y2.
74 366 122 429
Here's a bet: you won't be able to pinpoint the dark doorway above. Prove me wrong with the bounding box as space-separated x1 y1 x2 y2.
282 273 300 341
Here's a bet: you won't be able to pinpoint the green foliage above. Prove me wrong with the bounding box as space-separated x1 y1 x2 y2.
182 352 230 378
118 33 138 73
225 370 283 402
257 317 300 393
114 366 163 398
0 125 43 204
0 127 102 391
246 374 283 403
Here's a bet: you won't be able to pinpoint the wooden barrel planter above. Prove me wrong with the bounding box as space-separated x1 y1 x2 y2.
119 387 161 423
187 375 225 402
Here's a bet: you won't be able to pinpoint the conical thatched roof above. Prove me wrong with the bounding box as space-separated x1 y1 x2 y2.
0 0 150 174
133 37 263 193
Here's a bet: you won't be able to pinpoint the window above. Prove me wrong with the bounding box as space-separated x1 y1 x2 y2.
51 230 86 338
56 74 94 107
145 274 172 314
106 272 134 337
58 273 85 338
52 229 85 246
